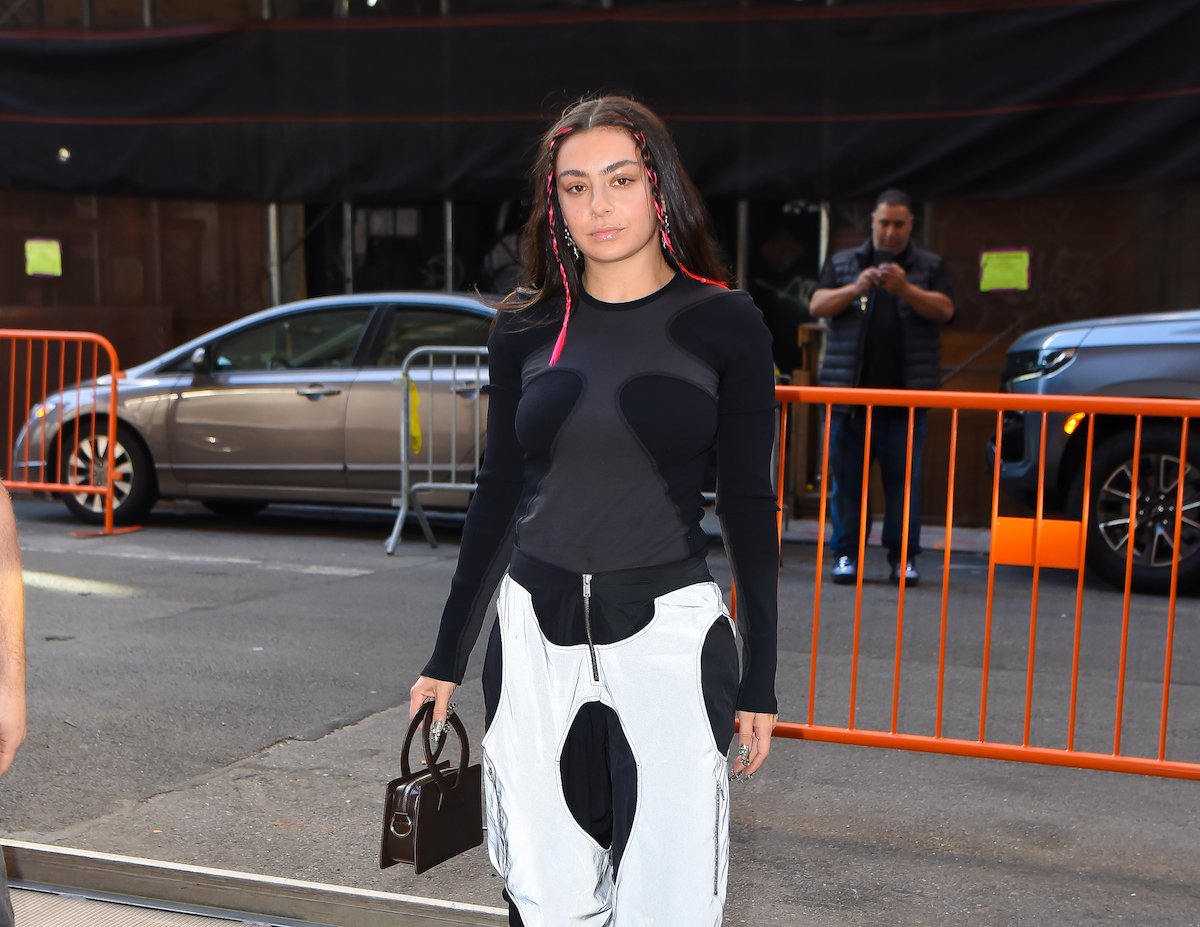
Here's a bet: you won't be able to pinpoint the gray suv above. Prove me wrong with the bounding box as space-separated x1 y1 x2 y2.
996 309 1200 594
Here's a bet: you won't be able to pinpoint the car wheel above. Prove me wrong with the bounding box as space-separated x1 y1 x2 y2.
60 422 157 526
1072 424 1200 594
202 500 268 519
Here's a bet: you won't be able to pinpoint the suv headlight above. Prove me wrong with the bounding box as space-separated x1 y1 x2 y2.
1001 348 1077 389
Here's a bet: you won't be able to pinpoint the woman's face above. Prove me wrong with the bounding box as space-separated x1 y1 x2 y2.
554 127 663 274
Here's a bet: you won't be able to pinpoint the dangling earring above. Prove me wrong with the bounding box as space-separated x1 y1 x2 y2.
659 204 673 250
563 226 581 261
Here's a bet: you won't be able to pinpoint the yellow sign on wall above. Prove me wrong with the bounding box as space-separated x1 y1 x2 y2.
979 248 1030 292
25 238 63 277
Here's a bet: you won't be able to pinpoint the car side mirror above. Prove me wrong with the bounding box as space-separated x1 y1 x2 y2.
190 347 209 375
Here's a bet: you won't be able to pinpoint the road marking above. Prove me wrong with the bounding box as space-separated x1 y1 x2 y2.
92 548 376 577
21 570 139 598
22 544 378 578
260 562 373 577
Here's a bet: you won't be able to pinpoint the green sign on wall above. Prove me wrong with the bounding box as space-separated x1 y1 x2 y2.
979 248 1030 292
25 238 63 277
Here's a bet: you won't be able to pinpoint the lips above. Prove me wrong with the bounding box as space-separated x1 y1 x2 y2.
591 227 622 241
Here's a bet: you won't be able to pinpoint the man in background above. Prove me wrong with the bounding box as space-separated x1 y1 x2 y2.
809 190 955 586
0 484 28 927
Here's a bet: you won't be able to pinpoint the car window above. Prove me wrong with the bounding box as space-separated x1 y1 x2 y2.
373 306 491 368
214 307 373 371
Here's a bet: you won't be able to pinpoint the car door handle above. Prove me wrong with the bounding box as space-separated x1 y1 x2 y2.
296 385 342 399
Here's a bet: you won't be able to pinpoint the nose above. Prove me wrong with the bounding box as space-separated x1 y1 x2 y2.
589 186 613 216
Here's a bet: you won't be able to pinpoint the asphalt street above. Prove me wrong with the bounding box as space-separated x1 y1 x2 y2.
2 496 1198 926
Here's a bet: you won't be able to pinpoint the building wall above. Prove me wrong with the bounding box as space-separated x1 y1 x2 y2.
0 191 278 365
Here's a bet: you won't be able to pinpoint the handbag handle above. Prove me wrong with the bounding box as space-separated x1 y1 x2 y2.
401 702 471 797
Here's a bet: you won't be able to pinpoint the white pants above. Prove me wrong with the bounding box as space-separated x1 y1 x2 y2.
482 571 738 927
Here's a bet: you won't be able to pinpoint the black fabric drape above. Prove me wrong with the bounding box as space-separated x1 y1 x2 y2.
1 0 1197 201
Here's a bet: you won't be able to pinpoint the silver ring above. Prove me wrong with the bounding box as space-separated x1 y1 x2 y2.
737 744 751 763
429 719 446 742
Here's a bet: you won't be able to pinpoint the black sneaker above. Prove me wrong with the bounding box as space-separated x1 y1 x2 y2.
831 556 857 584
889 560 920 586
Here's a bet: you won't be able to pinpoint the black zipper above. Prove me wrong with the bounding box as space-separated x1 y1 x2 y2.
582 572 599 681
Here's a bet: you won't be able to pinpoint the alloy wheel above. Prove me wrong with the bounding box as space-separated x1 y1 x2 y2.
1094 451 1200 569
65 433 137 515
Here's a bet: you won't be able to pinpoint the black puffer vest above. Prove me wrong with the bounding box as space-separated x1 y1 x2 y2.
818 240 947 390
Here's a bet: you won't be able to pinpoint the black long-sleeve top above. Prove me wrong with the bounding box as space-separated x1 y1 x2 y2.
421 274 780 712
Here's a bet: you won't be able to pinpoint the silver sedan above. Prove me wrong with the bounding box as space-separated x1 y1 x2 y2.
10 292 494 524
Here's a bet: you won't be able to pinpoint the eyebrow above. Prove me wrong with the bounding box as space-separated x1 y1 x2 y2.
558 159 640 179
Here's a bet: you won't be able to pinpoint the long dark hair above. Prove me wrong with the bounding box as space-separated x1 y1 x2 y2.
499 96 729 357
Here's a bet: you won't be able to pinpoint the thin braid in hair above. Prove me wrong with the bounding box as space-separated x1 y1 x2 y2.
545 127 575 366
632 131 727 290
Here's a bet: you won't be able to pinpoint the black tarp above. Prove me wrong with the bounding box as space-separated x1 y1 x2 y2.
1 0 1198 202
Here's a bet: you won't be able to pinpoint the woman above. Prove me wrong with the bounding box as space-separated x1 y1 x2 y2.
409 95 779 926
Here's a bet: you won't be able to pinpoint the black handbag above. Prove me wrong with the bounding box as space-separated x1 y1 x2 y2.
379 702 484 874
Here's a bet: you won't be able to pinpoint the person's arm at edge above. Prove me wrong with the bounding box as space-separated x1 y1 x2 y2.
0 484 27 776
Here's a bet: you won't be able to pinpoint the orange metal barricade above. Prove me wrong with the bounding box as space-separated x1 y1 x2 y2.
1 329 123 535
768 384 1200 781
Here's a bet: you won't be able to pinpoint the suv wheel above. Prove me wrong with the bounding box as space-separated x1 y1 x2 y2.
60 422 157 525
1072 424 1200 594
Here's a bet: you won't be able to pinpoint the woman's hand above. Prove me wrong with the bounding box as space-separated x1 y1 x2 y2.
409 676 458 740
732 710 778 781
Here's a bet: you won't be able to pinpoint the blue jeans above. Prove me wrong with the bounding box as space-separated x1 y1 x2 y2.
827 407 927 565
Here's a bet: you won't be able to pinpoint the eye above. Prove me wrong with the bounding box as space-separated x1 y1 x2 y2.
612 175 636 188
562 182 586 195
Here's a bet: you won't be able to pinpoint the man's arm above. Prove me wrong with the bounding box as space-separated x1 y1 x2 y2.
877 264 955 323
0 485 27 776
809 267 879 319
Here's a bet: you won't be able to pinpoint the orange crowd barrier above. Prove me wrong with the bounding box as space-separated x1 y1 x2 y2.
1 329 123 535
768 384 1200 781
